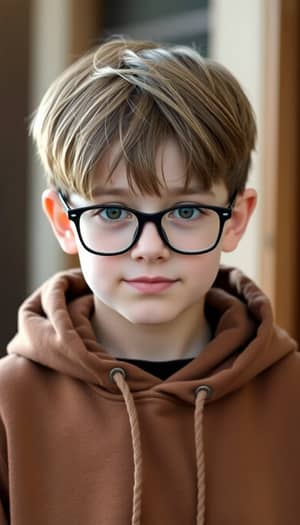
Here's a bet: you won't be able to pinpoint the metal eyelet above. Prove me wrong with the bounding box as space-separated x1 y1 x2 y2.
109 367 127 383
194 384 213 400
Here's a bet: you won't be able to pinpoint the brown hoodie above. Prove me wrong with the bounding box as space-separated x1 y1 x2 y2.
0 267 299 525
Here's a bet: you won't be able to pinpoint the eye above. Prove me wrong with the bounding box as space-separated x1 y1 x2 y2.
99 207 131 221
171 207 202 220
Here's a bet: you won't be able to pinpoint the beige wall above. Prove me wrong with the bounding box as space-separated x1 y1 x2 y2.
210 0 265 284
28 0 71 291
28 0 100 292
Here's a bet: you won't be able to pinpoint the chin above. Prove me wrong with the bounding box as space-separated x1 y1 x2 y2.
122 307 179 326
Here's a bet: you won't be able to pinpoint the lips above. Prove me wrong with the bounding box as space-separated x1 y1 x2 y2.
126 276 176 284
124 276 178 293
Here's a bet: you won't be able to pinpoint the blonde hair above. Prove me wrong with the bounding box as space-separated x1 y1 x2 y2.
30 37 256 199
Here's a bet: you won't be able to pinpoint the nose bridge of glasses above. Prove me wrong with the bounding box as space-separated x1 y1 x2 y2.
136 210 166 244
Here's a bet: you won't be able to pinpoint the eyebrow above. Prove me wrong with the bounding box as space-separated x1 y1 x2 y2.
92 186 216 198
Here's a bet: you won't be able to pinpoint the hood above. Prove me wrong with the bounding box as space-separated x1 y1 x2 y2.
7 266 297 404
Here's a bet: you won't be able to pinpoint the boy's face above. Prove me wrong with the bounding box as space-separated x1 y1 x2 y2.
44 139 256 326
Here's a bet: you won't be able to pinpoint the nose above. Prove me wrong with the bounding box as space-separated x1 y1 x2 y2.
130 222 170 261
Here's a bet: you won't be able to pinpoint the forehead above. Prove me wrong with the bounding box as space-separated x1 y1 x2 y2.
92 138 205 196
91 138 220 198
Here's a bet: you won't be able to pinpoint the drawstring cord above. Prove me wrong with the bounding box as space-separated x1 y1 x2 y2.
194 385 212 525
110 367 212 525
110 368 143 525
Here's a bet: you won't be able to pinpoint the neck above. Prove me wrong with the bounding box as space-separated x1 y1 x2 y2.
91 299 211 361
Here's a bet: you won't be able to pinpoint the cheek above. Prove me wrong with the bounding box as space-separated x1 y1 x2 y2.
76 247 120 298
184 248 222 292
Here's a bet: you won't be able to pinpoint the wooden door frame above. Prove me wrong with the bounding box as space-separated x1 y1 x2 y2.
262 0 300 341
1 1 29 353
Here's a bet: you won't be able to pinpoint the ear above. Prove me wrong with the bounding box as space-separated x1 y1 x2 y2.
221 188 257 252
42 189 78 254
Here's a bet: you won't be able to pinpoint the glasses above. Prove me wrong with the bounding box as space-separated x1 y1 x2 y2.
58 190 236 256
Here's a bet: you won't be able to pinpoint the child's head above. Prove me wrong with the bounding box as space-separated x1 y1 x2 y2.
31 37 256 201
30 38 257 329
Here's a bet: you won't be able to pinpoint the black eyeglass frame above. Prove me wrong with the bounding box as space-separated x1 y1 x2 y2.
58 190 237 256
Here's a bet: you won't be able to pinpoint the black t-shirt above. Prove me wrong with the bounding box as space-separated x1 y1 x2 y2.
118 358 194 380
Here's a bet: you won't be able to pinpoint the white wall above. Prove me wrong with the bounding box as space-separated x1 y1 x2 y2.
210 0 265 283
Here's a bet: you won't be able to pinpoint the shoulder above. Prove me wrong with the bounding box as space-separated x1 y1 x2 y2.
258 350 300 401
0 353 43 382
271 349 300 376
0 354 57 407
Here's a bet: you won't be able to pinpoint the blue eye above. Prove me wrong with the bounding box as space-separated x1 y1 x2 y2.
100 207 130 221
171 207 201 220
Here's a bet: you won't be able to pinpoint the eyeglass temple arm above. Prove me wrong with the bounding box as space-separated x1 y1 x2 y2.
229 190 238 208
57 190 71 210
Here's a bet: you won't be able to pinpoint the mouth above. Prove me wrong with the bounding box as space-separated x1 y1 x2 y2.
126 276 177 283
124 276 178 293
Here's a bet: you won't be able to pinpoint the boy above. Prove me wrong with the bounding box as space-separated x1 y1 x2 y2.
1 38 299 525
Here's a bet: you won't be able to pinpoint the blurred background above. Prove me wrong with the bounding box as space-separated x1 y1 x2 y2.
1 0 299 353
